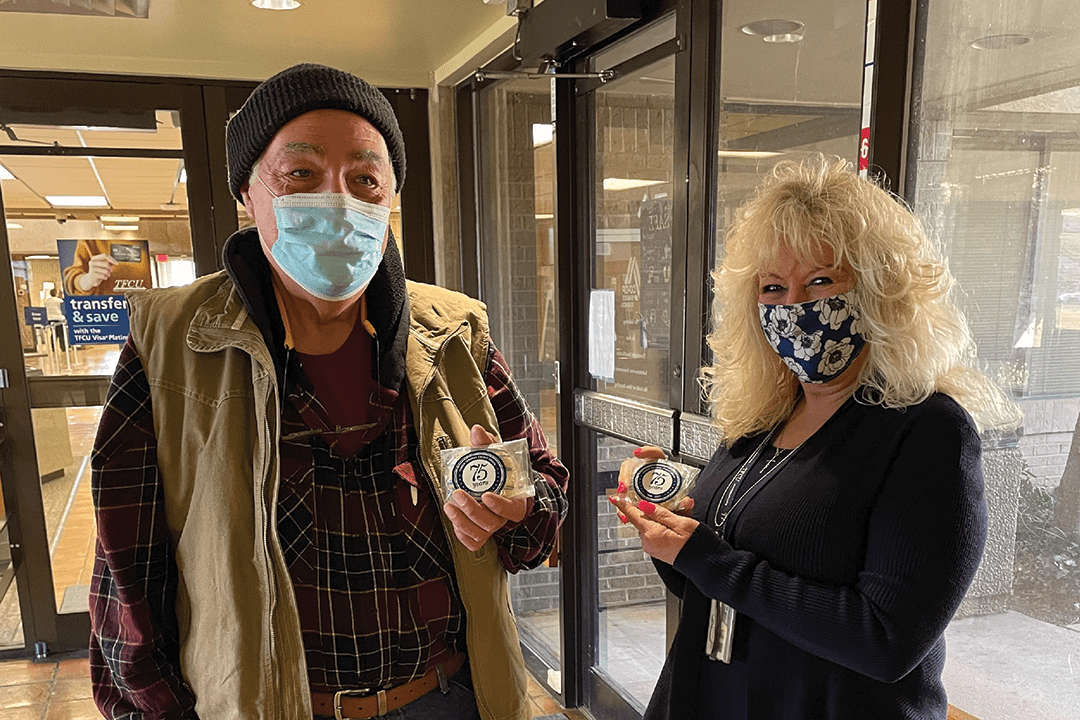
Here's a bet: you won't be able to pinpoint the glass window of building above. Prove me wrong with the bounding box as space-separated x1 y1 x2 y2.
908 1 1080 717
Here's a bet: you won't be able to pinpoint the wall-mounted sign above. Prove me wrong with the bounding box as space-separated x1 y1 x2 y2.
23 306 47 326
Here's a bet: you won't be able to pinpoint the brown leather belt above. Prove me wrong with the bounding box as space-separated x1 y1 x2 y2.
311 653 467 719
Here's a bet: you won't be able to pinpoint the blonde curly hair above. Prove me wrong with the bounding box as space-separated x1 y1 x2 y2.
701 156 1022 442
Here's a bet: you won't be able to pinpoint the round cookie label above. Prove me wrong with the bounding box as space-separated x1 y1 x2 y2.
450 449 508 498
632 463 683 504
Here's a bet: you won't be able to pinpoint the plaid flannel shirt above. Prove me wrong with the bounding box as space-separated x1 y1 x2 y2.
89 337 568 719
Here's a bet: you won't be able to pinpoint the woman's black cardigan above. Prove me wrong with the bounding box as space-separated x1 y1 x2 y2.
645 392 986 720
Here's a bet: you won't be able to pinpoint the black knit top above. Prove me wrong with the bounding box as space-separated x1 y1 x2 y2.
644 392 987 720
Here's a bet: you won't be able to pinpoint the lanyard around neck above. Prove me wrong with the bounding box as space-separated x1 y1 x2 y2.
713 425 804 536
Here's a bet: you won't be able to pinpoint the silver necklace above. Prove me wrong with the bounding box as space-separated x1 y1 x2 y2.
713 425 805 534
759 445 789 476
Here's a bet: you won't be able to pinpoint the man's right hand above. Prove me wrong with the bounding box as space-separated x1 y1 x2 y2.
77 253 118 293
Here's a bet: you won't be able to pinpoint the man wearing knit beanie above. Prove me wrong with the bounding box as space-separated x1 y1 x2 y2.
89 63 567 720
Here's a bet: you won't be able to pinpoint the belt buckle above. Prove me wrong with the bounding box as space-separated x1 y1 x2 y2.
333 688 388 719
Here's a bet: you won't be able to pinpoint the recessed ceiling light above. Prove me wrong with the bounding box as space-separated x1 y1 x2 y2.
971 34 1030 50
103 224 140 232
252 0 301 9
535 213 554 220
741 19 804 37
0 165 13 180
6 222 22 229
100 215 140 223
46 195 109 208
25 255 53 260
603 178 666 191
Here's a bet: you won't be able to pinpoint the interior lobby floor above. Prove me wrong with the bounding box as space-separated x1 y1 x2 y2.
11 347 1078 719
0 653 588 719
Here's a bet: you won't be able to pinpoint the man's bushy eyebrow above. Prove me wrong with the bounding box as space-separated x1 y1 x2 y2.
351 149 386 164
283 141 324 155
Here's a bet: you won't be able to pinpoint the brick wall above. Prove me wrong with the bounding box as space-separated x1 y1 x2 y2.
596 494 667 608
1016 397 1079 490
480 89 558 437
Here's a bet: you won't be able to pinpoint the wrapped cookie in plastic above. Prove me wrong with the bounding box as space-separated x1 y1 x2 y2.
440 438 536 502
619 457 700 510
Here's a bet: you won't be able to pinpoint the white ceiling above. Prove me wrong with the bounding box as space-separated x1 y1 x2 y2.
0 0 509 87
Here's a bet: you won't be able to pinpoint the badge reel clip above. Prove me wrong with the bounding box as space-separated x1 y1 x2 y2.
440 438 535 502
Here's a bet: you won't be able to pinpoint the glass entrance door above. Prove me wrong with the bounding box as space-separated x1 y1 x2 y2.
0 75 216 656
573 13 684 719
473 74 565 691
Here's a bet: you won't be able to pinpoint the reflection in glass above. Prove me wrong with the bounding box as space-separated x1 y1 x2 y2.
476 77 563 674
908 2 1078 718
713 2 864 267
594 433 666 710
591 53 677 406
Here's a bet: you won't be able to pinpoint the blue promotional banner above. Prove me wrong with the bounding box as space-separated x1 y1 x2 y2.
65 295 131 345
57 238 150 345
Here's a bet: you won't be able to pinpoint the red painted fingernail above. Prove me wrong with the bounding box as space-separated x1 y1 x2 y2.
633 447 644 457
617 482 627 494
607 495 617 504
618 514 629 524
638 500 656 513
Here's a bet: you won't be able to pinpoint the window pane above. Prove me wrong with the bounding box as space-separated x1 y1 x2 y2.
591 51 677 406
910 2 1080 718
476 75 563 675
713 2 865 271
4 153 195 378
595 433 666 710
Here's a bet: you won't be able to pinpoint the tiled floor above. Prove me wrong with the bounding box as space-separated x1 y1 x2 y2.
0 655 96 720
0 654 588 720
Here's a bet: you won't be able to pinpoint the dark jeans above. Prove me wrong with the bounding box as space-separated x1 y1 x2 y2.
314 659 481 720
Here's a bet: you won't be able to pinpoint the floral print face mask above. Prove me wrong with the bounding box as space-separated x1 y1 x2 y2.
758 289 866 384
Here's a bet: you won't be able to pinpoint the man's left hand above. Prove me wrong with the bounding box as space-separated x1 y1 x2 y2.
442 425 529 552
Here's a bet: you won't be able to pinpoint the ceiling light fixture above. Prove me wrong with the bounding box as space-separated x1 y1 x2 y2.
741 19 804 43
603 178 666 192
0 164 13 180
25 255 53 260
532 124 554 147
252 0 301 9
717 150 783 159
103 225 140 232
971 34 1030 50
46 195 109 208
99 215 140 223
6 222 22 229
763 33 804 43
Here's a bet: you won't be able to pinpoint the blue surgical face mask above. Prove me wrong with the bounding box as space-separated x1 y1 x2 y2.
758 289 866 384
259 181 390 302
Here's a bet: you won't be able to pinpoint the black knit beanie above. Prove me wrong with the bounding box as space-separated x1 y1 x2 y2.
226 63 406 202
